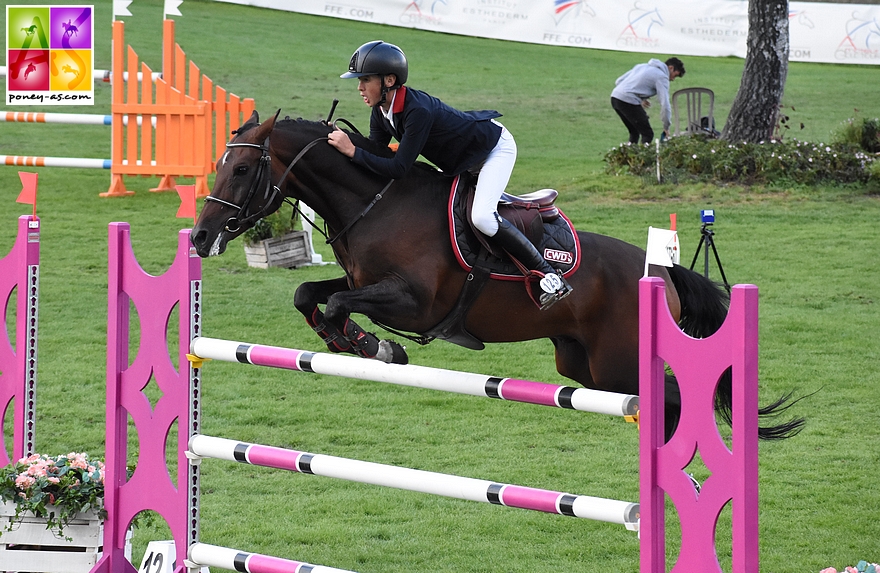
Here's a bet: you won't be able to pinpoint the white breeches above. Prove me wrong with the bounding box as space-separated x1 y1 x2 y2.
471 122 517 237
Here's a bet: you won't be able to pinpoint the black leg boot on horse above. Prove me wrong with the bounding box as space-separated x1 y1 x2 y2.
342 319 408 364
490 216 572 310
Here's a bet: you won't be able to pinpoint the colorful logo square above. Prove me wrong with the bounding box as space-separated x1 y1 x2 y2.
6 5 95 105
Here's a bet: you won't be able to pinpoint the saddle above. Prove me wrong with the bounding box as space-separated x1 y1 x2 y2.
449 172 580 279
420 172 580 350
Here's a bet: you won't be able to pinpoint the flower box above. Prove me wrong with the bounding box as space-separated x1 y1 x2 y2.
243 231 312 269
0 500 111 573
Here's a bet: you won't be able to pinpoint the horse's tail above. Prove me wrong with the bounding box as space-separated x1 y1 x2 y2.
666 264 806 440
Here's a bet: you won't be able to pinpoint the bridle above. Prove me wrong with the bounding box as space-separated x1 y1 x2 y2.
205 134 327 234
205 122 393 245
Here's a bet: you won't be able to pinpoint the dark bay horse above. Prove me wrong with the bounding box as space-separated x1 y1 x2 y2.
191 111 803 441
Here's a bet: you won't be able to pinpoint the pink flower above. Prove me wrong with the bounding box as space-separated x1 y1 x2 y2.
47 477 60 484
68 453 89 470
15 474 36 489
819 568 837 573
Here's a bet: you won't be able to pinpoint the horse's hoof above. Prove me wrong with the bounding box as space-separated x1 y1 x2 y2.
376 340 408 365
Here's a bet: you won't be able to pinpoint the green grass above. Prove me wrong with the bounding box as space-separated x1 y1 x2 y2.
2 1 879 572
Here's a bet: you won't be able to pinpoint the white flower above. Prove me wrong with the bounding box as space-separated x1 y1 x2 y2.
692 154 698 159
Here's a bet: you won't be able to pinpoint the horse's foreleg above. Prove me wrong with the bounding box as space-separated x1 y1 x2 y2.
322 278 417 365
293 278 354 354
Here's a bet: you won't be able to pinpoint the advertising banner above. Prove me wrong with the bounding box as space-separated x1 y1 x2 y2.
214 0 880 65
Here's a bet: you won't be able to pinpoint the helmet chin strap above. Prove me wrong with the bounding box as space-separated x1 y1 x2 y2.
378 75 389 107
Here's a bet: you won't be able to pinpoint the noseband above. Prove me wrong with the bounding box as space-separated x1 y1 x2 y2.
205 134 328 233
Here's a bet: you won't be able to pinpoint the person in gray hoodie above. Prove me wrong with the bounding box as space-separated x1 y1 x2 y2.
610 57 685 144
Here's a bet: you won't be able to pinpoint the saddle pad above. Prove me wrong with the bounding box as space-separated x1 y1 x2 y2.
447 175 581 280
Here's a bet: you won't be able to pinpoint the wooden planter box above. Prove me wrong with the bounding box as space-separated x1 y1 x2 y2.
243 231 312 269
0 501 129 573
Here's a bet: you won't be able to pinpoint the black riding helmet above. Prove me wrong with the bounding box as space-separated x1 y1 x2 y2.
341 40 408 88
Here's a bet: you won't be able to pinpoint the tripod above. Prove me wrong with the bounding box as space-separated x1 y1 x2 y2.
689 223 731 293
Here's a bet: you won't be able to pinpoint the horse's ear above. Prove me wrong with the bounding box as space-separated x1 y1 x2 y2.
252 110 279 141
272 109 282 123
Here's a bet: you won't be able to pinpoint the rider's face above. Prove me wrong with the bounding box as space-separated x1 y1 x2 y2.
357 75 396 109
357 75 383 107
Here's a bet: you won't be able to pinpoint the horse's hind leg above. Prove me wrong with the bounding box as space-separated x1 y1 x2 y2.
293 277 354 354
552 336 682 442
550 336 595 388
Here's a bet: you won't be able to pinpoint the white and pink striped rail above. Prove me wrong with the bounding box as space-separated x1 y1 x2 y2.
188 543 357 573
189 434 640 529
189 337 639 419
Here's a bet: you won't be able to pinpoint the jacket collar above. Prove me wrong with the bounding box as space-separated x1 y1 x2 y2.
391 86 407 114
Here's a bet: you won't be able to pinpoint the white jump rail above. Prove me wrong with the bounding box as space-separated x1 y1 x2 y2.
187 543 358 573
188 434 640 529
189 337 639 419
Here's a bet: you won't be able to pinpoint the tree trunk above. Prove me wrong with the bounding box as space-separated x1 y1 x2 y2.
721 0 789 142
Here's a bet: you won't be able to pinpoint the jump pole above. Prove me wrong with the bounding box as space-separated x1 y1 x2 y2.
0 215 40 467
2 111 156 127
188 543 358 573
189 337 639 419
1 112 157 169
188 434 640 528
1 156 111 169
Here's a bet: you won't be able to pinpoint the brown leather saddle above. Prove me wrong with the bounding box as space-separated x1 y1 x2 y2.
448 172 579 279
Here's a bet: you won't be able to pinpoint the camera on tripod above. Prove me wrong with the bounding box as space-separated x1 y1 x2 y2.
700 209 715 225
690 209 730 292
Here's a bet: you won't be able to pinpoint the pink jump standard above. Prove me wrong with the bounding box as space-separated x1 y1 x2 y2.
639 277 759 573
0 215 40 467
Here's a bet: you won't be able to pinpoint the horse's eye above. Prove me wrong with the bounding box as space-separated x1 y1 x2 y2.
235 165 248 176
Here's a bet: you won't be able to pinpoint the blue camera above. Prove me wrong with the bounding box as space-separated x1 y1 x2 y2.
700 209 715 224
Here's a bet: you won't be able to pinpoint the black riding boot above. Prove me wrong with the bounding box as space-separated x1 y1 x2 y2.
490 218 572 310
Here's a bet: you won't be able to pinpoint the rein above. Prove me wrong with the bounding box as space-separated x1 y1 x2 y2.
325 179 393 245
207 121 392 246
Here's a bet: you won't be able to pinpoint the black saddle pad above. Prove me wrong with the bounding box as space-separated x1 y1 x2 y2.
447 175 580 279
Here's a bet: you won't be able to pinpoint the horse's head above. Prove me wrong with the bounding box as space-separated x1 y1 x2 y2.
192 110 287 257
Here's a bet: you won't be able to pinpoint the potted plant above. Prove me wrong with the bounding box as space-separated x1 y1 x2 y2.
241 203 313 269
0 452 133 572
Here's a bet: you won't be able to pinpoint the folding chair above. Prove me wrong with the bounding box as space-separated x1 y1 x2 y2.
672 88 716 137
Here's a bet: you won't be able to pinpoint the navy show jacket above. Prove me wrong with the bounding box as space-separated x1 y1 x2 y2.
352 86 503 179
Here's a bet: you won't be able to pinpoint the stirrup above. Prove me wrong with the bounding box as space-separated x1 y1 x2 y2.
538 273 572 310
